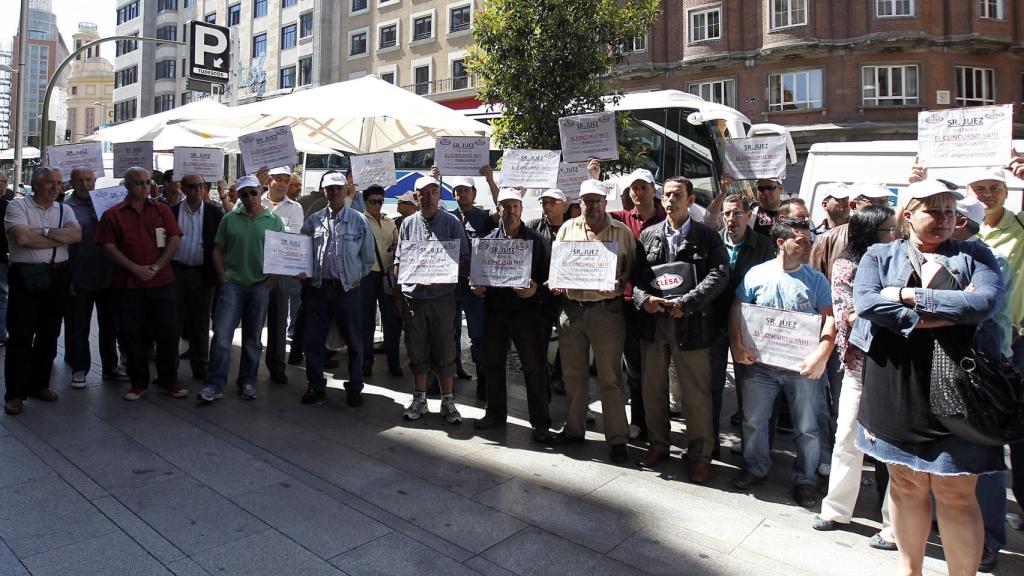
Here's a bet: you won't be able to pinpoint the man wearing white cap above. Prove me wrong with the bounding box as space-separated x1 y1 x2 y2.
810 182 893 282
611 167 666 441
813 182 851 235
527 188 570 391
472 188 555 441
394 191 419 229
262 166 306 384
395 175 471 423
551 178 636 463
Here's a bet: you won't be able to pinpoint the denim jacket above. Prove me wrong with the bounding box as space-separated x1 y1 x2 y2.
850 237 1003 356
301 205 375 291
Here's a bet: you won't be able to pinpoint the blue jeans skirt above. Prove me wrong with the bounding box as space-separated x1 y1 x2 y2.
856 425 1005 476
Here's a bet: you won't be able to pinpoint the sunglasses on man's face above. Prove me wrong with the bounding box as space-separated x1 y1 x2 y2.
365 198 384 205
239 189 261 198
756 185 778 192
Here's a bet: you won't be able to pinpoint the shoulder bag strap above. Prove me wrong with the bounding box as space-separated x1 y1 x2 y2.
50 202 64 265
370 222 392 290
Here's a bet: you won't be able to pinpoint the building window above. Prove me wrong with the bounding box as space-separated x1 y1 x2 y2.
380 71 395 84
452 59 468 90
352 0 368 13
281 24 297 49
770 0 807 30
449 4 471 33
254 0 268 18
876 0 914 17
184 0 193 7
115 34 138 56
350 30 368 56
299 12 314 38
157 0 177 12
689 5 721 42
155 60 176 80
229 3 241 25
114 66 138 88
768 69 823 110
299 57 313 85
413 14 434 41
181 91 192 105
619 36 647 54
156 26 177 41
283 0 298 7
414 64 431 95
862 64 918 106
154 94 175 113
379 23 398 49
979 0 1004 19
280 67 296 88
687 78 736 107
116 1 140 24
204 12 217 23
67 108 77 137
956 66 995 106
85 107 96 135
252 33 267 58
113 99 137 123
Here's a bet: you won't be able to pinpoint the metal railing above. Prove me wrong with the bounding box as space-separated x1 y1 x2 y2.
401 75 477 96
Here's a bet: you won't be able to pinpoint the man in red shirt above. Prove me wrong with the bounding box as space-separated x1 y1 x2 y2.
96 166 187 401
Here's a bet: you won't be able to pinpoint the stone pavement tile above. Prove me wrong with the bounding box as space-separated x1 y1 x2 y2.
231 480 392 559
585 475 764 548
0 435 56 489
32 448 109 501
463 556 519 576
461 442 625 498
0 540 29 576
372 441 513 498
59 435 186 494
20 531 173 576
0 476 119 558
102 406 219 455
474 478 640 554
15 403 125 448
92 496 187 565
266 435 409 496
159 439 291 498
363 477 526 554
330 531 482 576
260 400 399 456
191 529 345 576
482 526 645 576
167 557 211 576
116 477 268 556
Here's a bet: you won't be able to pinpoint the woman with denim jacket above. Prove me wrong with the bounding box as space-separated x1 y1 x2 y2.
851 180 1005 576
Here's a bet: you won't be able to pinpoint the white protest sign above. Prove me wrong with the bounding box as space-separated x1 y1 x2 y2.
397 240 460 285
499 149 561 189
112 141 153 177
351 152 397 188
262 230 312 276
722 136 788 181
238 126 297 175
90 185 128 219
435 136 491 176
172 147 225 182
918 104 1013 168
558 112 619 163
469 238 532 288
47 142 105 177
556 162 589 196
548 240 618 291
738 303 822 372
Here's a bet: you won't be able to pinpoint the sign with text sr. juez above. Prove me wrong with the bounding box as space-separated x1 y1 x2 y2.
188 20 230 83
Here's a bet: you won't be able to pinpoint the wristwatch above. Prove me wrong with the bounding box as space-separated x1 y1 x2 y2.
42 228 50 237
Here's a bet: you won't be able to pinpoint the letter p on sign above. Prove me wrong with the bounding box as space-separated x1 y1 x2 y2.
188 20 230 82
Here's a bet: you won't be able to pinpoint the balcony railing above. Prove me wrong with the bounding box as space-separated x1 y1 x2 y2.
401 75 477 96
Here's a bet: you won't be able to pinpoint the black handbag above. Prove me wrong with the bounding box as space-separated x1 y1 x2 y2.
21 202 64 292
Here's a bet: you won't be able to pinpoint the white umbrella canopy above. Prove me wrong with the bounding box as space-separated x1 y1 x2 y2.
175 75 491 153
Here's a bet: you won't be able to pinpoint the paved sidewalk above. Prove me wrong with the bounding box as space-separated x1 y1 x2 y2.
1 338 1021 576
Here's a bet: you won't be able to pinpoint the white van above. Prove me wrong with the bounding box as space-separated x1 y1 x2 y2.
798 140 1024 225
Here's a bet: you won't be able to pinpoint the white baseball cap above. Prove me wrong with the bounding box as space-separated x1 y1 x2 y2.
851 182 892 199
237 175 261 190
540 188 566 201
654 183 663 198
268 166 292 176
967 167 1007 185
622 168 655 187
822 182 850 199
322 172 347 187
447 176 475 189
414 176 440 191
496 188 523 203
906 179 965 200
579 179 607 198
396 191 418 204
956 195 986 225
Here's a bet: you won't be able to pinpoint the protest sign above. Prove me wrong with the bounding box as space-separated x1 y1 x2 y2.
556 162 589 196
238 126 297 175
263 230 312 276
917 104 1013 168
46 142 105 177
351 152 397 188
548 240 618 291
435 136 491 176
722 136 788 181
469 238 532 288
397 240 460 285
172 147 225 182
90 185 128 219
112 141 153 177
738 303 822 372
498 149 561 189
558 112 619 163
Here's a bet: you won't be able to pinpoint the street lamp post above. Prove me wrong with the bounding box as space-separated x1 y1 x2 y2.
10 0 29 193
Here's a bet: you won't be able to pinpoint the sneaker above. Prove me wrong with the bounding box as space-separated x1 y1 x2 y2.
102 367 130 382
812 515 844 531
1007 513 1023 530
868 533 897 551
240 385 257 400
160 384 189 399
403 395 429 420
818 463 832 477
440 397 462 425
586 409 597 426
123 388 147 401
71 371 87 389
196 388 223 404
793 483 818 508
978 546 998 573
301 388 326 405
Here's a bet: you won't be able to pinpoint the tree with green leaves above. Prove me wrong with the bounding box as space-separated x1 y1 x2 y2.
467 0 661 173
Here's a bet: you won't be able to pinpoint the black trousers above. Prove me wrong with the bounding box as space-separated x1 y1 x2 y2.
4 264 70 401
482 307 551 430
66 286 119 374
173 264 214 375
118 283 179 389
623 304 645 432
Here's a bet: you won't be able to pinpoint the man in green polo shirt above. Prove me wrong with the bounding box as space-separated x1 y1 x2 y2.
198 175 285 403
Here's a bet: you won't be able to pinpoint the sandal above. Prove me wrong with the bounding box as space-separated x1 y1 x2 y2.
29 389 59 402
4 399 23 415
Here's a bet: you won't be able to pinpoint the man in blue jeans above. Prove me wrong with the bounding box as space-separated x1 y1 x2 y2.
299 172 375 406
730 218 835 508
198 175 284 404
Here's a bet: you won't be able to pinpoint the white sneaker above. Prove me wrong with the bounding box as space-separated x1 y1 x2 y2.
440 397 462 425
403 395 429 420
71 371 87 389
240 385 257 400
818 463 832 476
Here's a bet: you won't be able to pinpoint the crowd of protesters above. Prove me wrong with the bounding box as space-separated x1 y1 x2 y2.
2 150 1023 576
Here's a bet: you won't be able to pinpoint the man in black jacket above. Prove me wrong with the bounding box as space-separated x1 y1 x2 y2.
633 177 729 482
171 173 225 380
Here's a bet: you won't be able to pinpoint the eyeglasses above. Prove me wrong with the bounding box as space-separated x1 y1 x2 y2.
183 183 204 190
878 226 900 235
126 179 154 187
365 199 384 205
324 185 345 193
238 189 261 198
756 185 778 192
